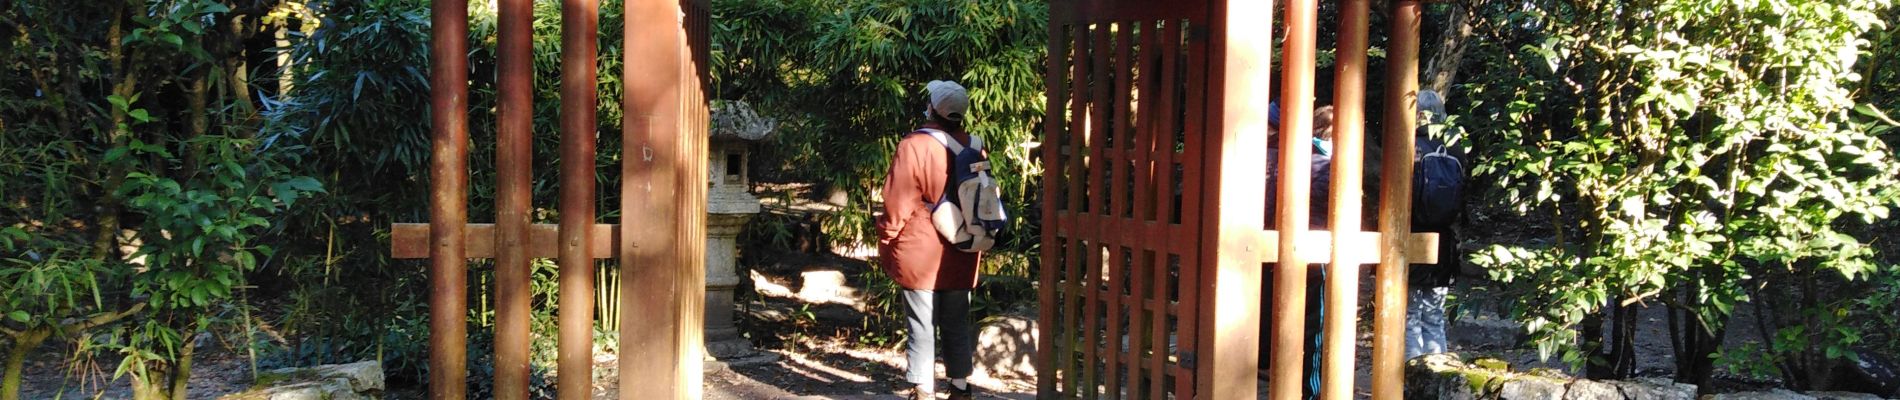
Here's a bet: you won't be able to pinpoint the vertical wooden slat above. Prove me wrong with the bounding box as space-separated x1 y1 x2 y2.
1176 15 1213 400
1041 16 1071 396
1104 21 1135 399
1147 19 1179 400
1068 29 1090 226
622 0 685 396
676 4 711 397
1063 22 1092 398
1065 239 1085 398
1083 22 1113 399
1105 246 1125 399
1320 0 1371 397
555 0 599 398
1131 22 1154 227
1128 248 1149 399
1038 16 1070 398
493 0 534 397
426 1 470 398
1203 0 1270 394
1125 21 1153 399
1374 1 1423 398
1268 0 1319 397
1085 240 1102 399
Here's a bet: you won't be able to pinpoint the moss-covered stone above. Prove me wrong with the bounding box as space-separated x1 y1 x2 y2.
1404 354 1697 400
1474 357 1511 371
219 361 382 400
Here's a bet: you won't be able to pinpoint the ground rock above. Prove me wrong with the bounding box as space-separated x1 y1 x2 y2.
219 360 383 400
1406 354 1700 400
1609 377 1694 400
1563 378 1621 400
1840 350 1900 398
1805 392 1888 400
974 312 1038 381
1711 389 1818 400
1404 353 1487 399
1499 376 1569 399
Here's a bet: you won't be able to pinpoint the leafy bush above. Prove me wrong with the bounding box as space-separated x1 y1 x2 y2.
2 0 325 398
1457 0 1900 390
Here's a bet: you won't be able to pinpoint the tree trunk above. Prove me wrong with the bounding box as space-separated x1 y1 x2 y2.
1672 299 1732 394
184 73 208 178
1583 309 1611 378
167 334 195 400
1674 266 1729 395
131 371 167 400
93 0 138 263
1611 303 1637 377
274 18 293 96
1676 309 1727 396
1799 269 1836 390
1 328 51 400
1423 2 1474 96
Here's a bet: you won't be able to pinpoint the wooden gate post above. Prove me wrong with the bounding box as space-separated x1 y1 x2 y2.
1374 0 1424 398
1267 0 1320 395
621 0 711 397
556 0 600 398
425 1 470 399
494 0 536 397
400 0 706 398
1206 0 1274 397
622 0 683 396
1320 0 1372 397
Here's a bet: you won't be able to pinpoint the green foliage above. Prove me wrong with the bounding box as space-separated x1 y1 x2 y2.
123 136 321 311
711 0 1049 254
1457 0 1900 386
260 0 637 387
2 0 325 396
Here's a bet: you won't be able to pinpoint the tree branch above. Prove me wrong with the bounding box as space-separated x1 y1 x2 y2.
61 302 147 334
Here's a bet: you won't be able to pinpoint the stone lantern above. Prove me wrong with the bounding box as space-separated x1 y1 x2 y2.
705 101 773 362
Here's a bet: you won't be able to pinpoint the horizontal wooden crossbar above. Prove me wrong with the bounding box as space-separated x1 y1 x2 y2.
390 223 619 259
1255 230 1439 265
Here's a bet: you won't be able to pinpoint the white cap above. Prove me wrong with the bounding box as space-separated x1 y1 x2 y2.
924 80 970 122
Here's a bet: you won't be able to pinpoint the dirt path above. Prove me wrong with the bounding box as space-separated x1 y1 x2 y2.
16 345 254 399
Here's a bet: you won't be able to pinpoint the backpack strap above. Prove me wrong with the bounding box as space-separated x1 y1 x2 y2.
965 135 990 173
916 128 964 154
913 129 959 208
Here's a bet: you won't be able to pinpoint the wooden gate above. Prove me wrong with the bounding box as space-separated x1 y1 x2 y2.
1036 2 1213 399
390 0 711 399
1036 0 1438 398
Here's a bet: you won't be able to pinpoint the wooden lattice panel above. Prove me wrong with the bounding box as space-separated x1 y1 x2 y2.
1040 3 1211 398
1041 1 1439 399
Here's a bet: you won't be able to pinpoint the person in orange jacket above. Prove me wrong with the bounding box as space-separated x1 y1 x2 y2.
877 80 983 400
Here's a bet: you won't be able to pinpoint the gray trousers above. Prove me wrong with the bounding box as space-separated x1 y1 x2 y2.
903 289 975 385
1405 286 1450 359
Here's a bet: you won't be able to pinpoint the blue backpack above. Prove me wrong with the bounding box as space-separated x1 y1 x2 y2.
1412 137 1464 229
916 129 1008 252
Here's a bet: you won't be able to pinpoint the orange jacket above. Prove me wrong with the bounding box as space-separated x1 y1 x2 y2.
876 123 982 290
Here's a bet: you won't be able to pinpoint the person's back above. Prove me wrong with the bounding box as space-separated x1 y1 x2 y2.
1258 105 1336 400
877 80 984 400
1405 90 1462 359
